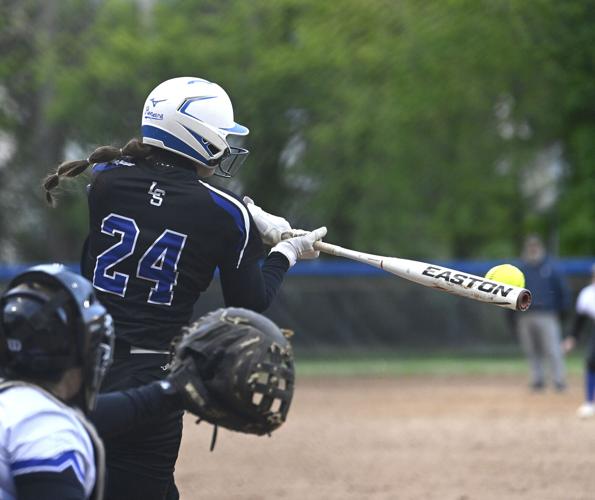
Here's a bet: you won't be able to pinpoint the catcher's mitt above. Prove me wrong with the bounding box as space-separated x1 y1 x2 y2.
167 308 294 442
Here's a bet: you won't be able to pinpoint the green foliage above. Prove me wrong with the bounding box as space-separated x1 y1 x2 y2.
0 0 593 261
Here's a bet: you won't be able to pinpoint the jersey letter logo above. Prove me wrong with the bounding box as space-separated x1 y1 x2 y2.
148 182 165 206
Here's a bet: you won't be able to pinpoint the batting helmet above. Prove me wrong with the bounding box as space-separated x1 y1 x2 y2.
141 77 249 177
0 264 114 412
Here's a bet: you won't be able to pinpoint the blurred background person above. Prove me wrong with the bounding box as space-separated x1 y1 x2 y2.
516 235 571 391
563 264 595 418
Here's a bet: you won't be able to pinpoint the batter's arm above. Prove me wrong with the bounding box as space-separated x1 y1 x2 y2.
219 252 289 312
15 469 86 500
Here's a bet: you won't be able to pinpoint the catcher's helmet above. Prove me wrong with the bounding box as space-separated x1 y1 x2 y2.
0 264 114 412
141 77 249 177
171 307 295 439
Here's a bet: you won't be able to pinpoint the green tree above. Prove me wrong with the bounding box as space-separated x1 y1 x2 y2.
0 0 593 263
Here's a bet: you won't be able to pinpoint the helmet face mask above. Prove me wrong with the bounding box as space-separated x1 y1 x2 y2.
142 77 250 177
0 265 114 413
214 146 249 178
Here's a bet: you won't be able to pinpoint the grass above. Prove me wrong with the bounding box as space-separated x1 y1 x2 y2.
295 353 585 377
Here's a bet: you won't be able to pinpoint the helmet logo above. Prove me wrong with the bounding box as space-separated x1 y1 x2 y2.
178 96 217 119
150 98 167 107
144 105 164 121
187 78 210 85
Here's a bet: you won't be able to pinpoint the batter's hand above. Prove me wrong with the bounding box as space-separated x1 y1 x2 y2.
270 227 327 267
243 196 302 246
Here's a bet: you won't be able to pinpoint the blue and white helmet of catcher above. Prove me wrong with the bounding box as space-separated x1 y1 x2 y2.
141 77 249 177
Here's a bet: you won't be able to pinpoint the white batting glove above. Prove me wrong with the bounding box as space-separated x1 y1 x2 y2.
270 227 327 267
243 196 300 246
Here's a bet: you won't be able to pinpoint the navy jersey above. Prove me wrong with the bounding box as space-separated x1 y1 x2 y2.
82 152 286 350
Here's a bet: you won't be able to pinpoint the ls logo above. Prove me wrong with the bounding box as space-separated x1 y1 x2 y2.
148 182 165 206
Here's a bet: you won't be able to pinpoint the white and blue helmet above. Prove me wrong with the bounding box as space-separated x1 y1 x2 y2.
141 77 249 177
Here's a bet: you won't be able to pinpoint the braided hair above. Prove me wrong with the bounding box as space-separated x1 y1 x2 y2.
43 138 154 206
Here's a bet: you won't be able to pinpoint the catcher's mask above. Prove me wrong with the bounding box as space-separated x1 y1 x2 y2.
0 264 114 413
172 307 295 443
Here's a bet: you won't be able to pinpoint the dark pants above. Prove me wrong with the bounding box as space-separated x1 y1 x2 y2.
100 353 183 500
587 330 595 372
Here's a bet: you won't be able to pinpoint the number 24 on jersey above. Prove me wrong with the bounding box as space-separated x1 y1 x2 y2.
93 213 187 306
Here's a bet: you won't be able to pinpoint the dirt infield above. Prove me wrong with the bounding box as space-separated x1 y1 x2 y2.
176 375 595 500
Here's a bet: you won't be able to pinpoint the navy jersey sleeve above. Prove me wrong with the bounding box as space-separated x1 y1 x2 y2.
219 219 290 312
221 251 290 312
14 469 86 500
218 207 290 311
90 382 182 439
203 183 290 312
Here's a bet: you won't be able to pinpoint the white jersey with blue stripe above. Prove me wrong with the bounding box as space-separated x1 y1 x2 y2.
0 385 96 499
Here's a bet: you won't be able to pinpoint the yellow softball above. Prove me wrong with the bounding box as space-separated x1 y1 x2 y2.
485 264 526 288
